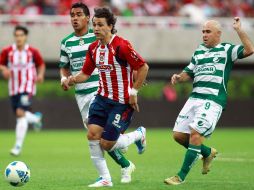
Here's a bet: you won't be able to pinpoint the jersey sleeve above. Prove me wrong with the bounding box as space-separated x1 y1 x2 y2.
0 48 9 66
183 53 196 78
119 41 146 70
231 44 244 61
82 46 96 76
59 41 70 68
33 48 45 67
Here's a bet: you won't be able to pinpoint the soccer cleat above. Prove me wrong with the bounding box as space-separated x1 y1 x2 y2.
164 175 184 185
10 146 21 156
88 177 113 187
135 126 146 154
121 161 136 183
33 112 43 131
202 148 218 174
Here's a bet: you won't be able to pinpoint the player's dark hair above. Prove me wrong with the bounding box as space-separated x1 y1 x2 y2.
93 7 117 34
70 2 90 17
14 25 29 35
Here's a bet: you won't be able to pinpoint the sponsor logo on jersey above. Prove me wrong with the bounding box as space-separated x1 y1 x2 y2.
97 64 113 72
71 57 85 70
198 120 204 126
194 64 216 75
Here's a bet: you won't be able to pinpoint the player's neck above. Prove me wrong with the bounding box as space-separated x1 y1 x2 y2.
16 44 25 51
100 34 113 45
74 27 88 37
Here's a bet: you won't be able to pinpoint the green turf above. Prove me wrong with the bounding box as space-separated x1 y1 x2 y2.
0 128 254 190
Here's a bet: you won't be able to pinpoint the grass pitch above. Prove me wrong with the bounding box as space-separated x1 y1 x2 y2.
0 128 254 190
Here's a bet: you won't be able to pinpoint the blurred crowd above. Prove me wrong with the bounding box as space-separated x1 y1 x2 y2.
1 0 254 18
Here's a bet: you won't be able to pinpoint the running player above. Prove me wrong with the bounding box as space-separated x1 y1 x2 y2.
60 3 147 186
66 7 149 187
164 17 254 185
0 25 45 156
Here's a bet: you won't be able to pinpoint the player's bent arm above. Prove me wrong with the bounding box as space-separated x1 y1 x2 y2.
0 65 11 79
37 64 46 83
233 17 254 57
171 72 191 85
132 63 149 91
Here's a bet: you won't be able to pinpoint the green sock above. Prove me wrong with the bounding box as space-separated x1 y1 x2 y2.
201 144 211 158
181 142 211 158
177 144 201 181
108 149 130 168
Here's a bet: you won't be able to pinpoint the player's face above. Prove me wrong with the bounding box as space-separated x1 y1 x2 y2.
14 30 27 47
92 17 113 41
202 23 221 48
70 8 89 31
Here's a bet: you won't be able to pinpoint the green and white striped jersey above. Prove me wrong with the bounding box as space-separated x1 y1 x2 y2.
183 43 244 108
59 29 99 95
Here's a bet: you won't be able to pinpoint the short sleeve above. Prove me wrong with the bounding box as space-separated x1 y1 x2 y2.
82 46 96 76
0 48 9 66
231 45 244 61
119 41 146 70
59 41 70 68
183 54 196 78
33 48 45 67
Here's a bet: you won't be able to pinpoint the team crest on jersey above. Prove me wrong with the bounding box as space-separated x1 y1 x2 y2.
97 64 113 72
79 38 85 46
99 54 104 62
194 64 216 75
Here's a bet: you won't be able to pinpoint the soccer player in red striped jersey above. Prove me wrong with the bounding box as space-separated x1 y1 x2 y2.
0 25 45 156
66 8 149 187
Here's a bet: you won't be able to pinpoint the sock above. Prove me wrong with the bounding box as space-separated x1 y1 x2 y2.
15 117 29 148
177 144 201 181
25 111 39 124
201 144 211 158
180 141 211 158
108 149 130 168
88 140 111 181
110 131 141 151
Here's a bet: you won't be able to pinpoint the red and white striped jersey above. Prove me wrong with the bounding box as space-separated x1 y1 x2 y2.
82 35 146 104
0 44 44 96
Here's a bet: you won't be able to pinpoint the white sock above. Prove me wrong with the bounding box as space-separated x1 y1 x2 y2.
110 131 142 151
25 111 39 124
88 140 111 181
15 117 29 148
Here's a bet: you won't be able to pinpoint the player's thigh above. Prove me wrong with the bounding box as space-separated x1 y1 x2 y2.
87 95 108 129
190 100 222 137
173 98 195 134
102 104 134 142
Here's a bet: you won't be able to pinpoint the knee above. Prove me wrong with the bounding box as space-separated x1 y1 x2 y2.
16 108 25 118
87 130 101 140
189 132 202 145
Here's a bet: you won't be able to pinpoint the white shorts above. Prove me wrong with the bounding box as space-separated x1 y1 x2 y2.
75 92 96 128
173 98 223 137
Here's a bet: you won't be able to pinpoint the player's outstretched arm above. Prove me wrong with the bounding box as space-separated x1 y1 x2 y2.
171 72 191 85
68 71 90 85
233 17 254 57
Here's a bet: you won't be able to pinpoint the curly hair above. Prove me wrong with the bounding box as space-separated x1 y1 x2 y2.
93 7 117 34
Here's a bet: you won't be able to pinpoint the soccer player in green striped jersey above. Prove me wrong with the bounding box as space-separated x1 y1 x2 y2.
59 3 98 127
165 17 254 185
